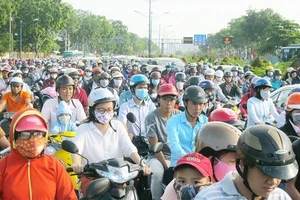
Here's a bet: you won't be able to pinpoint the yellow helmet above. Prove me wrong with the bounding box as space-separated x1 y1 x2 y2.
266 66 274 71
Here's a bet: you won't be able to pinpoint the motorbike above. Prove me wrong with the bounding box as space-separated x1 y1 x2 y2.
61 140 163 200
0 112 16 139
47 132 80 192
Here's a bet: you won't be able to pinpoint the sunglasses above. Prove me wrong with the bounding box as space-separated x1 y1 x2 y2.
71 76 79 80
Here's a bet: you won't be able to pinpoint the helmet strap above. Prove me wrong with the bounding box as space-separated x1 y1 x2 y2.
185 107 199 120
236 159 258 199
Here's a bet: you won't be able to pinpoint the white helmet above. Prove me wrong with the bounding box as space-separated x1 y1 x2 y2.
215 70 224 78
251 76 260 85
204 68 216 76
88 88 116 107
287 67 294 73
10 77 23 85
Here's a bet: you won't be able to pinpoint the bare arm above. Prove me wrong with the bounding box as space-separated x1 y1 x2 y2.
25 98 32 107
0 136 9 149
149 137 168 169
0 100 6 112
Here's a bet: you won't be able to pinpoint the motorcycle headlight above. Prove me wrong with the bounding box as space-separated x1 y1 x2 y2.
96 165 139 184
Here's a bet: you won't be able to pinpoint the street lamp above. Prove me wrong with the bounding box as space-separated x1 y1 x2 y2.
20 18 39 60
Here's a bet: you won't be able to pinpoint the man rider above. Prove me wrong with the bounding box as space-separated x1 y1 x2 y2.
83 67 102 96
145 84 181 200
41 75 86 130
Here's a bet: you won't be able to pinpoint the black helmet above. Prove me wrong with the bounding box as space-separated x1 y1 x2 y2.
237 125 298 181
100 72 111 79
56 75 75 91
150 71 161 79
175 72 186 81
189 67 197 73
224 71 233 77
273 69 282 76
186 76 202 86
198 80 215 91
183 85 207 104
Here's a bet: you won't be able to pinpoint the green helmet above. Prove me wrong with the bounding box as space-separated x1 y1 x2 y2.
183 85 207 104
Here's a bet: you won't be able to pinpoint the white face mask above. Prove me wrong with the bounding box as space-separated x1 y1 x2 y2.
176 82 184 90
114 79 122 87
260 90 270 100
100 79 109 88
51 74 58 79
85 72 92 77
216 77 222 82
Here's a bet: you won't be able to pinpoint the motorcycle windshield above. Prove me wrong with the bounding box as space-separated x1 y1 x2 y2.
96 165 139 184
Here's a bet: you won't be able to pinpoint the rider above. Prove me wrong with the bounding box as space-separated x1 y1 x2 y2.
271 69 284 90
262 65 274 81
83 67 102 96
214 70 224 85
0 107 77 199
219 71 242 99
0 77 31 112
21 64 36 88
230 66 243 87
198 80 219 117
165 85 208 184
195 124 298 199
174 72 187 108
43 67 58 89
71 88 152 195
41 75 86 130
145 84 181 200
209 108 244 131
247 78 279 127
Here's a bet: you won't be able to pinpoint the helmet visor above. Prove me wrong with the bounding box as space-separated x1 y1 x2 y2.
256 160 298 180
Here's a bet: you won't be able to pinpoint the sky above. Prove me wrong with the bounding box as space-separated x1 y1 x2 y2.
63 0 300 40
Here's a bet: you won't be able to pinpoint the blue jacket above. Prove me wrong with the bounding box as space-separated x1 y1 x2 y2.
271 79 283 91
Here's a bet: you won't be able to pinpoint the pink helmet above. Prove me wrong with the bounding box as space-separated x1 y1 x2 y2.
41 87 58 99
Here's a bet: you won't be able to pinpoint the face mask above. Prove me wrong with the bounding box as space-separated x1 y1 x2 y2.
167 67 171 71
216 77 222 82
16 137 47 158
151 79 160 86
100 79 109 88
151 93 157 99
58 115 70 125
275 76 281 81
239 74 244 79
260 90 270 100
51 74 58 79
94 111 114 124
135 89 148 100
292 113 300 126
85 72 92 77
173 182 206 200
214 158 236 181
232 71 238 77
176 82 184 90
206 92 215 101
23 70 29 74
114 79 122 87
267 71 273 77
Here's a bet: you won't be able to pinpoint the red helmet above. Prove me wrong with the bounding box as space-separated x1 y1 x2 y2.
286 93 300 111
157 84 178 97
209 108 240 126
78 69 84 77
15 114 48 132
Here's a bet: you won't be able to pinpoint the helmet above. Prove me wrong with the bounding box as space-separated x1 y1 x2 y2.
286 93 300 111
10 77 23 85
224 71 233 77
243 65 250 72
195 122 241 153
175 72 186 81
237 125 298 180
209 108 241 126
100 72 111 79
244 71 253 78
2 66 10 72
183 85 207 104
140 65 149 73
204 68 215 76
198 80 215 91
202 65 208 70
150 71 161 79
151 66 161 73
287 67 294 73
13 70 23 77
49 67 58 73
266 65 274 71
288 88 300 96
157 84 178 97
14 109 48 133
231 66 238 72
55 75 75 91
215 70 223 78
112 72 124 79
129 74 149 87
65 68 79 76
189 67 197 73
273 69 282 76
186 76 202 86
190 63 197 67
110 66 120 72
88 88 116 107
238 68 244 74
41 87 58 103
92 67 102 74
254 78 273 89
250 76 260 85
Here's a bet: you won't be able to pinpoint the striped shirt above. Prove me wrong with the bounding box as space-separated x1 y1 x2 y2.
195 172 291 200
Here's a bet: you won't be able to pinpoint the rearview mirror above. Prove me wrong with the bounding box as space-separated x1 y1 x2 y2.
86 178 110 198
61 140 79 154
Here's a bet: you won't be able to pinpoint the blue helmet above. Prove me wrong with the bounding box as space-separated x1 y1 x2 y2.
254 78 273 89
129 74 150 87
198 80 215 91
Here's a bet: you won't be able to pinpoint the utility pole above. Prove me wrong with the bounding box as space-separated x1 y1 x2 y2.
9 13 12 58
148 0 152 57
158 24 161 55
20 20 22 60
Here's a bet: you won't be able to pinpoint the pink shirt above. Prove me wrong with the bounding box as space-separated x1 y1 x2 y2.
161 179 177 200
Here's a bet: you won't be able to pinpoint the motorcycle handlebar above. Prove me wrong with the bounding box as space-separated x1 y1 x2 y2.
66 167 74 172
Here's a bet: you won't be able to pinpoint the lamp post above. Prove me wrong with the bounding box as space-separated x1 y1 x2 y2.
20 18 39 60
